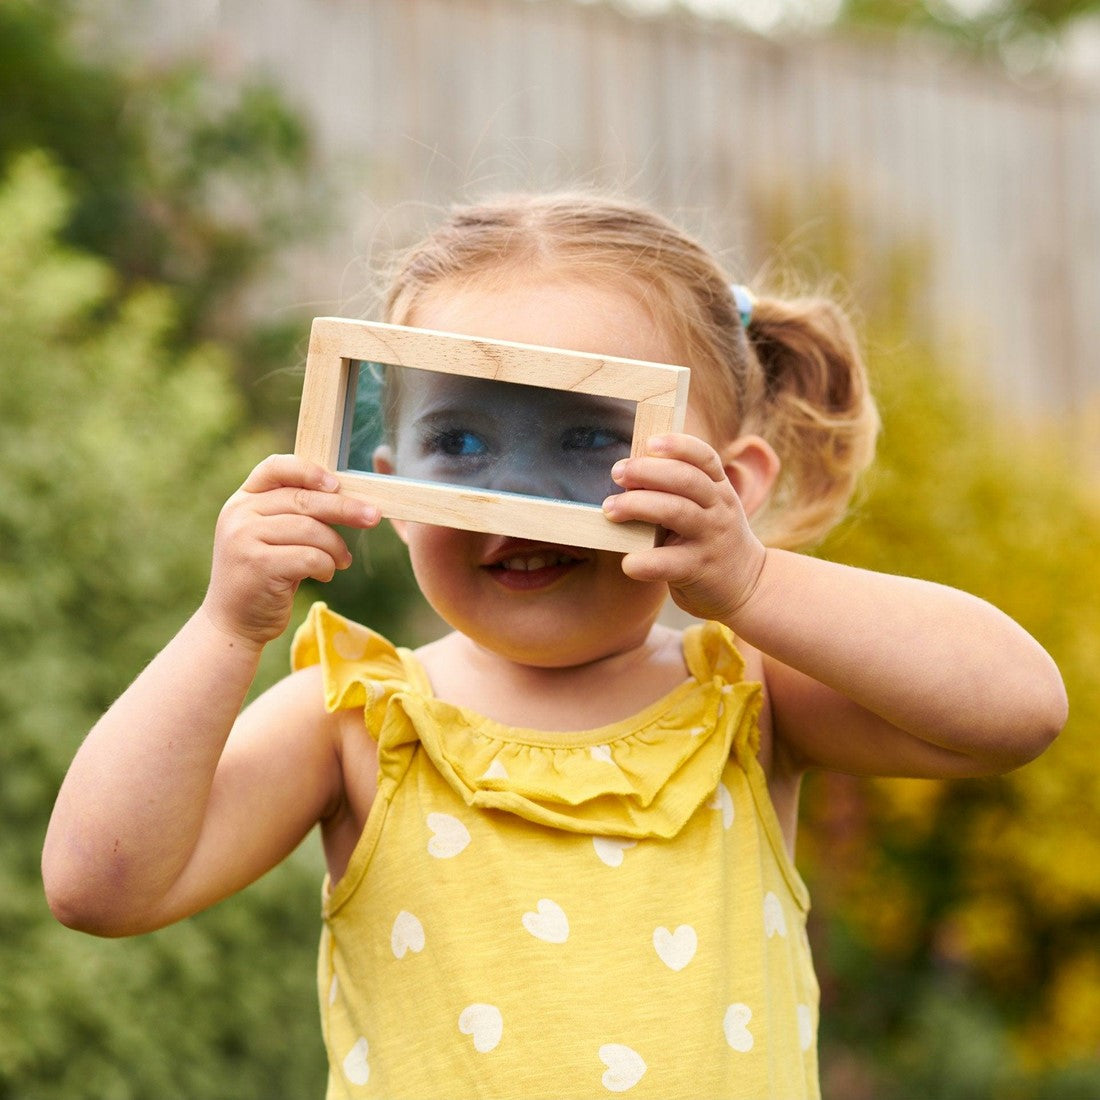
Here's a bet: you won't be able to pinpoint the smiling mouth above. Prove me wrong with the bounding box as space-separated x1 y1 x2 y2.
483 544 586 589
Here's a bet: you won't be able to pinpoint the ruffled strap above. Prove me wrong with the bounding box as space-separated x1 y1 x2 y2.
683 620 760 758
688 623 809 910
290 602 425 728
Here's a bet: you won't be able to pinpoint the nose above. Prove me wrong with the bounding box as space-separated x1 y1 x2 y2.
484 449 571 500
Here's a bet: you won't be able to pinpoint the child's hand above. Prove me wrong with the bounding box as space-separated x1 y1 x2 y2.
603 434 767 624
203 455 381 647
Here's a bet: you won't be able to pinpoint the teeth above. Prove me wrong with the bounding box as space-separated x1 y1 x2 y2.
500 554 571 572
503 556 545 571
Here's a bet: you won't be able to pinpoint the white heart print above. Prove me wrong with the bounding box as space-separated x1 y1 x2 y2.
599 1043 647 1092
459 1003 503 1053
653 924 697 971
522 898 569 943
709 782 734 829
390 910 425 959
724 1003 754 1052
342 1036 370 1085
481 759 508 781
763 891 788 938
332 628 370 663
593 836 636 868
590 744 614 764
426 812 470 859
797 1003 814 1051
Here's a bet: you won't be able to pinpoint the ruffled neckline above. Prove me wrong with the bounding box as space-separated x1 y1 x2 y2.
291 603 762 841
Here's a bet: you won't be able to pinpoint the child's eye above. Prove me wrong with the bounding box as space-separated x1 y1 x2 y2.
429 428 488 457
561 427 630 451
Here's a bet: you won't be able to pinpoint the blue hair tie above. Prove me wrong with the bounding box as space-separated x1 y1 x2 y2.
731 284 756 329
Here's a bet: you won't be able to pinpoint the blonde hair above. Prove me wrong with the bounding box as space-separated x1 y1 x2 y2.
383 192 878 550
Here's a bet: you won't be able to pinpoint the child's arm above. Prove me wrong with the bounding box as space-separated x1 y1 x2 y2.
605 434 1067 777
725 550 1065 775
42 456 380 936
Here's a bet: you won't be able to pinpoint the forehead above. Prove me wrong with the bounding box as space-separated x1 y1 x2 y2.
408 275 682 366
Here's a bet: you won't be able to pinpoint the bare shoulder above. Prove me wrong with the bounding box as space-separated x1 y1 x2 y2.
231 663 335 745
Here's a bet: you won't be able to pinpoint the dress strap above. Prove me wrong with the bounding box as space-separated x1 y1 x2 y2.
291 602 429 712
682 620 749 686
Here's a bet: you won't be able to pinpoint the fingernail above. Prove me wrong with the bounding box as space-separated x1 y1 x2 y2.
611 460 627 481
321 473 340 491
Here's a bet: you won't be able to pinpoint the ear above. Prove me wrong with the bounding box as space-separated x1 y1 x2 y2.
719 434 780 518
372 444 395 476
371 444 409 542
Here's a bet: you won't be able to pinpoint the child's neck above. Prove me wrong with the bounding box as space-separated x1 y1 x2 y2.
415 623 690 734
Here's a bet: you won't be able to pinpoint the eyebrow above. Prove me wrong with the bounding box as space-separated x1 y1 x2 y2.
407 405 494 429
539 392 636 418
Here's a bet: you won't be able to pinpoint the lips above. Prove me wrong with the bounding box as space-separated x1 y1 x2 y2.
481 540 586 590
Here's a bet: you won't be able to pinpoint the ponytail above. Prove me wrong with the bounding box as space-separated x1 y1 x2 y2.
743 295 879 550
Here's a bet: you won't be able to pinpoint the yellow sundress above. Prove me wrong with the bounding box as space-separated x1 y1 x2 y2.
292 602 820 1099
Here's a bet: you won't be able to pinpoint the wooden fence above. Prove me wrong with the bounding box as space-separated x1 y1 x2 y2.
109 0 1099 442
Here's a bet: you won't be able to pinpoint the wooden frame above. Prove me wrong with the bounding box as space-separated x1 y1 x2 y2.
294 318 691 552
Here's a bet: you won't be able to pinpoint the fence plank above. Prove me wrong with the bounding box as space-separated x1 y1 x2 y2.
101 0 1099 440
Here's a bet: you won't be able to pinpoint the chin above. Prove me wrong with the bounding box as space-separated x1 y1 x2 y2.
467 620 658 670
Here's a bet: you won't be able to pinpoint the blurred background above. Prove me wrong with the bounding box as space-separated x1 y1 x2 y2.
1 1 1098 1096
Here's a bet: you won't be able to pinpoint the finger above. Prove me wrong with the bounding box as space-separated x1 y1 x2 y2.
619 545 695 584
217 511 353 577
258 514 355 570
619 548 652 583
256 542 349 586
612 436 729 501
642 434 728 482
250 484 381 529
611 456 724 510
296 544 350 584
241 454 339 495
603 488 709 538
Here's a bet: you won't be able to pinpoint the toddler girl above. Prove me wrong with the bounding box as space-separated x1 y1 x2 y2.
43 193 1067 1099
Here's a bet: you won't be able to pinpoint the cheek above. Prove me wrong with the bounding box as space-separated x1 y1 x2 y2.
386 516 409 544
401 524 472 586
402 537 455 609
401 522 444 563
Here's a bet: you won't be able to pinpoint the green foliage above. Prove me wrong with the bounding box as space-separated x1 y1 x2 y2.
0 0 320 431
0 16 419 1090
842 0 1098 33
0 1 141 268
783 258 1100 1094
0 153 327 1099
838 0 1099 82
